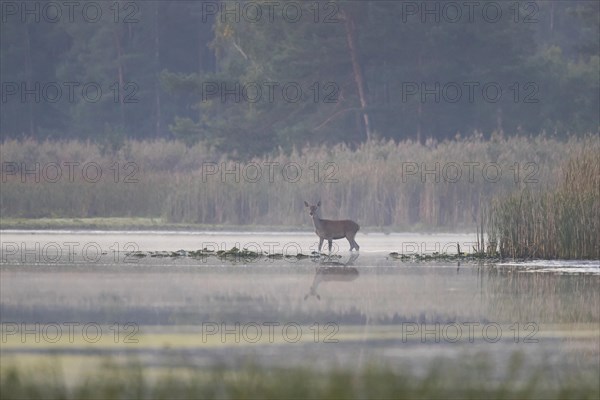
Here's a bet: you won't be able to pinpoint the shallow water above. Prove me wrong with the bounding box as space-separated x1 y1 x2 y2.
0 229 479 254
1 231 599 383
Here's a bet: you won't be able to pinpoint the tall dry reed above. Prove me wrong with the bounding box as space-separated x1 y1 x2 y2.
1 134 594 233
490 143 599 259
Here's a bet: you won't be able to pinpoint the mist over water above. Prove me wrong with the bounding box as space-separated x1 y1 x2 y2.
1 231 598 383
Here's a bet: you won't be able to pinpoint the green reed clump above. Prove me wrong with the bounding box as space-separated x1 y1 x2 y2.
490 145 599 259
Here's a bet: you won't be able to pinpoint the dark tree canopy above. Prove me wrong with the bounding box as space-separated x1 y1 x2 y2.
1 1 598 155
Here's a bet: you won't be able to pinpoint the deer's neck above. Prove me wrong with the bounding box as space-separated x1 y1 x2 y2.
311 214 324 231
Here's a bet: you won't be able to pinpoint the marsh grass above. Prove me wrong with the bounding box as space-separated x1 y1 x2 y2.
1 354 598 400
490 145 600 259
0 135 593 230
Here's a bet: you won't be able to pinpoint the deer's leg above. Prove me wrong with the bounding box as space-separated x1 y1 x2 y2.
318 237 324 252
346 237 352 251
328 239 333 253
347 233 359 251
351 234 359 251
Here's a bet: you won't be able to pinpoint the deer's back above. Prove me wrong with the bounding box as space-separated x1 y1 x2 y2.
317 219 359 238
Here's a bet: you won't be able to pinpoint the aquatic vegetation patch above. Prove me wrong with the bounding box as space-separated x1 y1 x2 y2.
388 251 502 263
126 248 325 263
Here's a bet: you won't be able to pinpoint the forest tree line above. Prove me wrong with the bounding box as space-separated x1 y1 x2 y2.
1 1 598 156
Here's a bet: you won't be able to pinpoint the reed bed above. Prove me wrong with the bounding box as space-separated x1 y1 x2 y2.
0 135 594 230
489 144 599 259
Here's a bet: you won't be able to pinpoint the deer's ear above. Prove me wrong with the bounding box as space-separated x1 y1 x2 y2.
317 201 321 207
304 201 309 207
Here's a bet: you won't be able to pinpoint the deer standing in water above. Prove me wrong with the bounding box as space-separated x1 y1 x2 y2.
304 201 360 252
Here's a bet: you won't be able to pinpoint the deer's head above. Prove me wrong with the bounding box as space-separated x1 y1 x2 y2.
304 200 321 217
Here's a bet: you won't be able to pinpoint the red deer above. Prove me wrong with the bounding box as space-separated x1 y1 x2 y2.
304 201 360 252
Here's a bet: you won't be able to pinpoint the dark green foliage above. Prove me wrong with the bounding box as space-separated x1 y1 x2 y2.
1 2 598 154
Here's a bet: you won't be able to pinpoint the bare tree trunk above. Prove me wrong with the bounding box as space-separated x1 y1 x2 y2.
342 8 372 141
550 1 554 32
417 103 423 144
25 23 35 136
154 3 161 137
113 28 125 125
416 53 423 144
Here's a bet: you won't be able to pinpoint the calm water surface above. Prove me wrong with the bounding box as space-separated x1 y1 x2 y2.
1 230 598 383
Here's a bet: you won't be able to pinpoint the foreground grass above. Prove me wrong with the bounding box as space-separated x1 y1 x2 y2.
1 354 598 400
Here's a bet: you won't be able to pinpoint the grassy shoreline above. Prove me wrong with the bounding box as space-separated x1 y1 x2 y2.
0 217 478 234
0 217 301 232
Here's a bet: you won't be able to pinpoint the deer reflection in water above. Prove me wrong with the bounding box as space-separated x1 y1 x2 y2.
304 253 360 300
